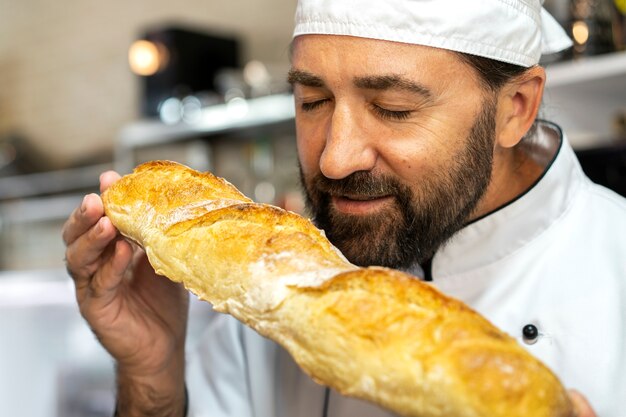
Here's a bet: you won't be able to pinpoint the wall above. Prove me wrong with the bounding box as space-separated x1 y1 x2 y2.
0 0 296 168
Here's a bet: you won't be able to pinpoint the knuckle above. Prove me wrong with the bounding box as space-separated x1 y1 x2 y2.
62 204 90 245
61 214 78 245
64 242 81 267
63 251 78 276
64 251 97 283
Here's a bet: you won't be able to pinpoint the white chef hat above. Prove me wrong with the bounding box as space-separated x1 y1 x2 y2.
293 0 573 67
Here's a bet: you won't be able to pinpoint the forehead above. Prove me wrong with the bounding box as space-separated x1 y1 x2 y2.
290 34 478 89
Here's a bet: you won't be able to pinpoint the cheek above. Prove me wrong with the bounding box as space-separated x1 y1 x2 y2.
379 131 443 175
379 125 466 188
387 148 437 187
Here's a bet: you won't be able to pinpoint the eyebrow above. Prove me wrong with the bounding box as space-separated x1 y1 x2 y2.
287 69 325 88
354 75 433 99
287 69 433 100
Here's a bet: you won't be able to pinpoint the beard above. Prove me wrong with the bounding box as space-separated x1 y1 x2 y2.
300 100 496 269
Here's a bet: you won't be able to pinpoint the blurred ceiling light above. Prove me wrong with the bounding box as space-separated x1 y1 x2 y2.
572 21 590 45
128 40 168 76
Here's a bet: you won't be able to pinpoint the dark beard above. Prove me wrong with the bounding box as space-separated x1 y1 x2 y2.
300 100 496 269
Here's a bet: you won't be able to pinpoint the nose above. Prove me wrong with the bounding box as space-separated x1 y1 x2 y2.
319 104 377 179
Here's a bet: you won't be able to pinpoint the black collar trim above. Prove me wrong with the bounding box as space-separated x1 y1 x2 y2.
465 120 564 227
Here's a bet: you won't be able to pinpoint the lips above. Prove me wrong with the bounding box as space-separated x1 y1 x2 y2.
331 195 394 215
341 194 386 201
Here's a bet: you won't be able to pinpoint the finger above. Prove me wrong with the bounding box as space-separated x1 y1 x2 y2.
90 238 134 299
62 193 104 246
65 216 119 285
569 390 597 417
100 170 122 194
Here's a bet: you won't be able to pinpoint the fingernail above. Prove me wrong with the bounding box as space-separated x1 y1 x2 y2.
81 195 88 213
95 217 104 233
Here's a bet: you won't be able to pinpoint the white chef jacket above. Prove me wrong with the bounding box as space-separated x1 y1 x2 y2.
187 122 626 417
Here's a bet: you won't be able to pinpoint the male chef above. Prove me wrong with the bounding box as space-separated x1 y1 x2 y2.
63 0 623 416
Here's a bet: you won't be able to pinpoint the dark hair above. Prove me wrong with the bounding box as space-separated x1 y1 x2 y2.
456 53 530 92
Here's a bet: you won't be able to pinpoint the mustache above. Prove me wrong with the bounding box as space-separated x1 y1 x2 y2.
311 171 406 198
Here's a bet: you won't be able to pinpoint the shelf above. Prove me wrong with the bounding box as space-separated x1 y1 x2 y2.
545 51 626 89
117 93 295 149
0 163 108 200
543 51 626 149
114 93 296 173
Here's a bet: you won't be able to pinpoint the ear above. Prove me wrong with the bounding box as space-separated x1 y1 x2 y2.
495 66 546 148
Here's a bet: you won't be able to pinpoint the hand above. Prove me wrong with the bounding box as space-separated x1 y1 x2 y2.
63 171 189 415
569 390 597 417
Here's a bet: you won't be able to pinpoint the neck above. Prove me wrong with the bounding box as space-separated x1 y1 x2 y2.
470 141 545 221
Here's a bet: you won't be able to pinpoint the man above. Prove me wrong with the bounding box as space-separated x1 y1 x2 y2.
63 0 623 416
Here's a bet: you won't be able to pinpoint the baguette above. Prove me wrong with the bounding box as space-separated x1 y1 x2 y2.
102 160 573 417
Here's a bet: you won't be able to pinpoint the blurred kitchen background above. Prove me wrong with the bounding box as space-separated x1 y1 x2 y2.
0 0 624 416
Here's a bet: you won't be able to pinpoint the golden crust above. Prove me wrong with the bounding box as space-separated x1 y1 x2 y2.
102 160 573 417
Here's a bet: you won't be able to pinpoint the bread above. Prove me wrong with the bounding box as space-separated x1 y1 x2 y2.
102 160 573 417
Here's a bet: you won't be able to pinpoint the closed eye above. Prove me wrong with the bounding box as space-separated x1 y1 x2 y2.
372 105 413 121
301 99 331 112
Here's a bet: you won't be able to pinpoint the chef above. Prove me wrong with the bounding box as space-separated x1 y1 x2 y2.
63 0 623 416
